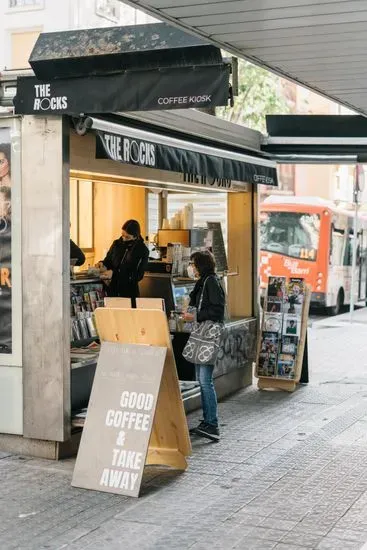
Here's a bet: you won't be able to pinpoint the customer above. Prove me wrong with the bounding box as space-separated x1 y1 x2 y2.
185 250 225 442
70 239 85 266
97 219 149 304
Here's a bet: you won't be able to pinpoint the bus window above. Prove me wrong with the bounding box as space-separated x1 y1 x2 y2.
331 225 344 266
260 212 320 261
343 230 353 267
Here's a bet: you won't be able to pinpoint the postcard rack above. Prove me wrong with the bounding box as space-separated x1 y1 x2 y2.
255 276 311 392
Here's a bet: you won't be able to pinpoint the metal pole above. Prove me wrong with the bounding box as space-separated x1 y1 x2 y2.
350 200 359 322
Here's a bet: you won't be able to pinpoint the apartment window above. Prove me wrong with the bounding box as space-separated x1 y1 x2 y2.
11 30 41 69
95 0 121 23
70 179 94 251
9 0 43 8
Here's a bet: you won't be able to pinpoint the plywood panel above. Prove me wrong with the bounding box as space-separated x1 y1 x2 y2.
104 297 132 308
227 191 253 318
136 298 165 311
93 181 146 263
95 308 191 467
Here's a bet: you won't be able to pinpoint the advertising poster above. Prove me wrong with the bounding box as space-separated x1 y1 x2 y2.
0 122 21 366
0 128 12 355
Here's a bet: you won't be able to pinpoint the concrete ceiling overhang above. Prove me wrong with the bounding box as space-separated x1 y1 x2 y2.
122 0 367 115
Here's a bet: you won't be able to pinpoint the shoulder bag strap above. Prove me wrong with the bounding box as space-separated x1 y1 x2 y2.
198 276 211 312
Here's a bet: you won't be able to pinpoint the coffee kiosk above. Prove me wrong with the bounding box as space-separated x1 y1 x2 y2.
0 23 278 458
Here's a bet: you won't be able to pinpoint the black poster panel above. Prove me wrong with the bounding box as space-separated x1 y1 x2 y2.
0 129 12 354
95 130 278 186
14 64 230 115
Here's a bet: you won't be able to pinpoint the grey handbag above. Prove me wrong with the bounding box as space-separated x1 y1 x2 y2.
182 276 224 365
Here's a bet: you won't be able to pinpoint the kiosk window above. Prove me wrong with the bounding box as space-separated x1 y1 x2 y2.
70 179 94 251
148 192 159 235
168 193 228 250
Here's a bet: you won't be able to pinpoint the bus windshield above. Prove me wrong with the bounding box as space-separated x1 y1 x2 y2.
260 211 321 261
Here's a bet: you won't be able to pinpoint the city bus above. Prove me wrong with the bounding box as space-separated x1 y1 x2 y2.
259 196 367 315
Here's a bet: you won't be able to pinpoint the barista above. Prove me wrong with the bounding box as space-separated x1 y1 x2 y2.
97 219 149 303
70 239 85 266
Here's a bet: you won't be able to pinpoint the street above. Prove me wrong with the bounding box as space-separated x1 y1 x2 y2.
2 308 367 549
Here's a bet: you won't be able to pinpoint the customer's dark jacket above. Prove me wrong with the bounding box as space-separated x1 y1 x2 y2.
189 273 225 323
70 239 85 266
102 237 149 298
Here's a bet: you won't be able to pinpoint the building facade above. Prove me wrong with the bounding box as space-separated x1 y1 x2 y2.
0 0 154 70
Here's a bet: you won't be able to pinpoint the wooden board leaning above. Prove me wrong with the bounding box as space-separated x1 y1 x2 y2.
72 307 191 497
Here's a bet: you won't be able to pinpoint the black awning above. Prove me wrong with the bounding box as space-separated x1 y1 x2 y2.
263 115 367 163
13 64 230 115
29 23 224 80
87 116 278 186
266 115 367 138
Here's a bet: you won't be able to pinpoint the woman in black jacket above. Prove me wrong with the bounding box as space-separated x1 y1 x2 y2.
185 250 225 441
98 219 149 304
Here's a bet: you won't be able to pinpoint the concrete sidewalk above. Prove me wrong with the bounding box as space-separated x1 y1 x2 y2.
2 314 367 549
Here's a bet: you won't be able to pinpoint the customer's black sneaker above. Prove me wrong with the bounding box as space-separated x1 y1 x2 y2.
195 423 220 442
189 420 206 435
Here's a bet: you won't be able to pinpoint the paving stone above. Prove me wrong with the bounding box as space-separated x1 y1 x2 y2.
316 537 364 549
2 317 367 548
234 537 278 549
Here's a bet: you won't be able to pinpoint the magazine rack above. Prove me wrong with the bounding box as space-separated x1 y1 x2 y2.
256 283 311 392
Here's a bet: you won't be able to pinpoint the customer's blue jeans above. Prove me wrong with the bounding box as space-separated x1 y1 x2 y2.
195 364 218 427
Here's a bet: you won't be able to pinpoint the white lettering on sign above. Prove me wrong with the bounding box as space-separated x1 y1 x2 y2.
33 83 68 112
99 469 139 491
119 391 154 410
157 95 212 106
103 134 156 167
98 387 156 492
111 449 143 469
284 258 310 276
105 409 151 431
183 173 232 190
253 174 275 186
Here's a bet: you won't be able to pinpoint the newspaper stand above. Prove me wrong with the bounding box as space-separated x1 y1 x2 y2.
72 307 191 497
255 281 311 392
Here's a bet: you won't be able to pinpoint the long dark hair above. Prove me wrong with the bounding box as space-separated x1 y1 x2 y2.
122 219 142 239
191 250 216 278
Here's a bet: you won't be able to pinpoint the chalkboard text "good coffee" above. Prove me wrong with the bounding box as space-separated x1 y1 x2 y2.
99 391 154 492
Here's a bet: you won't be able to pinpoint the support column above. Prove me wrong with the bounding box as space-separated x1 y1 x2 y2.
22 116 70 442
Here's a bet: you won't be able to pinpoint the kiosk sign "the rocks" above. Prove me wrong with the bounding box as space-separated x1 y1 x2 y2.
33 84 68 111
101 133 156 168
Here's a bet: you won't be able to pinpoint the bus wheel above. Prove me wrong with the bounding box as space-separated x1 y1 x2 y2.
327 288 344 316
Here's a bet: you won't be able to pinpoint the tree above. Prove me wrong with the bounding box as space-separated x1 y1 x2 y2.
217 59 290 133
